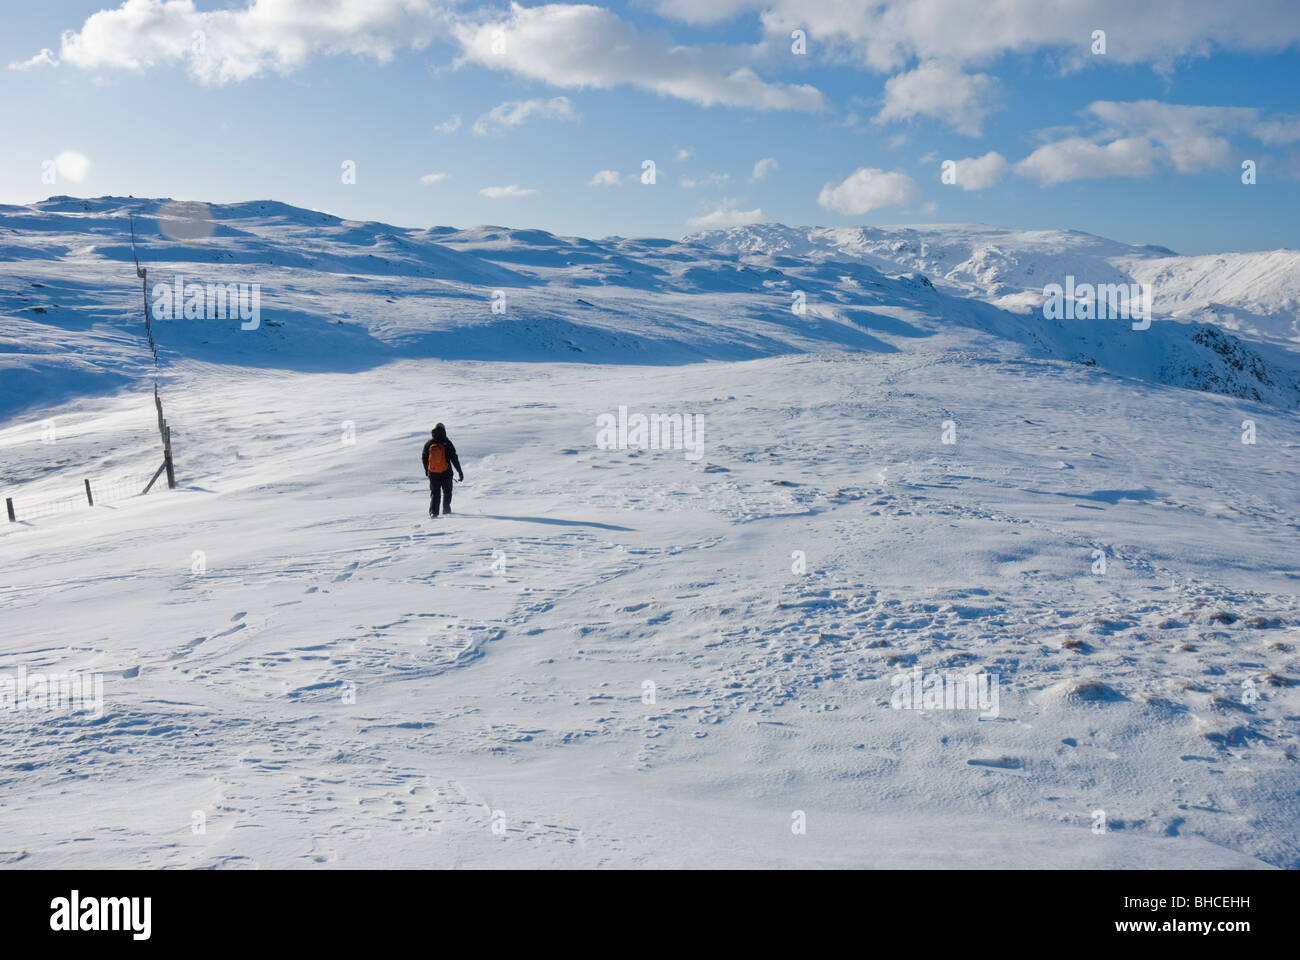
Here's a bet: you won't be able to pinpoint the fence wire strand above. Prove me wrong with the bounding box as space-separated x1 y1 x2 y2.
7 472 158 522
5 217 175 526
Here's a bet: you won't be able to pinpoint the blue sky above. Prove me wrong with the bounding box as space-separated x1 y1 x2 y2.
3 1 1298 253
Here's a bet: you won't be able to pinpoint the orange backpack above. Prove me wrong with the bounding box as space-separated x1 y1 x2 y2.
427 442 449 473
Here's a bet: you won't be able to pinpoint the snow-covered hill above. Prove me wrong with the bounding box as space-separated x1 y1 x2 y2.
688 223 1300 347
2 198 1298 869
3 198 1298 425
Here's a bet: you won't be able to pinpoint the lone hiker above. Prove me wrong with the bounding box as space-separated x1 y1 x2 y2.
421 423 464 518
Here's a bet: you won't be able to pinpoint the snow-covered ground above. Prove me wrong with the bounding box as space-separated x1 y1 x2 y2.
1 198 1297 868
690 222 1300 347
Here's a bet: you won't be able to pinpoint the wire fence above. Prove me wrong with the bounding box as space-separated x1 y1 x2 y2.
133 214 177 490
92 471 160 503
5 471 159 523
4 216 178 527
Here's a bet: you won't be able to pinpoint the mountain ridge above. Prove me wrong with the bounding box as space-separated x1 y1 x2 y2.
2 196 1297 421
687 222 1300 346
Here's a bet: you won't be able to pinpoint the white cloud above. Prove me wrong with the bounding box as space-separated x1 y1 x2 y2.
434 114 461 133
686 202 765 229
453 3 825 112
1254 115 1300 146
947 151 1008 190
419 172 449 185
1085 100 1251 172
651 2 1300 143
817 167 919 215
40 0 1300 119
675 147 694 161
9 48 58 71
55 151 90 182
472 96 579 135
53 0 451 84
751 157 778 181
875 60 998 137
480 184 537 198
652 1 1300 73
1013 100 1299 184
1015 137 1162 185
589 169 623 186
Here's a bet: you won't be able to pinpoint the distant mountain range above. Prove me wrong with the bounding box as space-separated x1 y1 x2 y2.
2 197 1297 421
687 222 1300 346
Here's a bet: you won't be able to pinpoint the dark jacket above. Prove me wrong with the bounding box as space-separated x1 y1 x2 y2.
421 436 462 478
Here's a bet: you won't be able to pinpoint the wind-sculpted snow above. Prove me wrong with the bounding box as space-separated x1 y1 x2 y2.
2 198 1298 868
1 352 1296 868
2 197 1297 422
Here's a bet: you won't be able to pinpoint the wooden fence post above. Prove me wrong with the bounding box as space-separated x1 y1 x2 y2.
164 423 176 489
84 478 94 506
5 498 14 522
134 217 176 491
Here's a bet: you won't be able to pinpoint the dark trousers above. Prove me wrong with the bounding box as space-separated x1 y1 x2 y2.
428 471 453 515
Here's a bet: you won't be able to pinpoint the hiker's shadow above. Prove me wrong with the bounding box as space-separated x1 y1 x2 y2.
470 513 634 532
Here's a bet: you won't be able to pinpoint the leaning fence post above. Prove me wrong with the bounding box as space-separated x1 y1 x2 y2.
5 498 14 522
84 478 94 506
164 424 176 489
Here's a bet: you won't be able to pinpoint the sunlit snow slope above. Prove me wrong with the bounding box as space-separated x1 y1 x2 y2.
1 198 1297 868
689 222 1300 347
